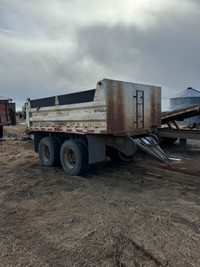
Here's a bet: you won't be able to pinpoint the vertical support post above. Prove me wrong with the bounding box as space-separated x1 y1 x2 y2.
173 120 179 130
26 98 31 129
179 138 187 147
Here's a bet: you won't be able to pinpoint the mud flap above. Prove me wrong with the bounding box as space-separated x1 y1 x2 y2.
129 136 172 165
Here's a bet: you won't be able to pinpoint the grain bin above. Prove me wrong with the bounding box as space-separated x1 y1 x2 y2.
170 87 200 124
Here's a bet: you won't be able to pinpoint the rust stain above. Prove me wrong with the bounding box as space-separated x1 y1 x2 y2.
150 88 161 128
0 101 11 126
150 90 156 125
107 82 161 135
107 81 125 133
116 82 125 131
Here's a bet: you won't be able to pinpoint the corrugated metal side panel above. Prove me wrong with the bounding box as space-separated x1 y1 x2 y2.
27 79 161 135
104 79 161 135
0 101 11 126
28 101 107 134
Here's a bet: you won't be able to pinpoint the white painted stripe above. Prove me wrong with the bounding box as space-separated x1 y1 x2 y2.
29 127 103 134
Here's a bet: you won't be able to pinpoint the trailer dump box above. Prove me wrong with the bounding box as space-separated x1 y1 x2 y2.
27 79 161 136
26 79 169 175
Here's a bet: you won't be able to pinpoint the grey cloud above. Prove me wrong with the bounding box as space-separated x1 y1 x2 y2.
0 1 75 39
0 34 103 107
0 0 200 111
78 7 200 100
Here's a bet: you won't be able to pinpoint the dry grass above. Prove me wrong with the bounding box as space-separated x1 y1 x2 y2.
0 125 200 266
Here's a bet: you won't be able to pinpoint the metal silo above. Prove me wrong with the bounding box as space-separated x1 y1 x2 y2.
170 87 200 124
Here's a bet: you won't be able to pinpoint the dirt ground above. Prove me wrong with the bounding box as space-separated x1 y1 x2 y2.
0 124 200 266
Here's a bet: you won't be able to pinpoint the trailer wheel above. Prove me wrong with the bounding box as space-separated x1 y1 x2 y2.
107 147 120 161
53 136 65 148
107 147 133 162
39 137 60 167
60 139 88 175
0 126 3 138
118 151 133 162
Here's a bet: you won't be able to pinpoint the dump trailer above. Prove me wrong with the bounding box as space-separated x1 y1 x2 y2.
0 97 12 138
26 78 170 175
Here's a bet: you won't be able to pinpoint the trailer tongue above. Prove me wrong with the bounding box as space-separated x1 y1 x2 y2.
132 136 172 164
26 78 170 175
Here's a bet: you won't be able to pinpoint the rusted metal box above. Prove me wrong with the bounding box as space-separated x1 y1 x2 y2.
27 79 161 136
0 100 11 126
98 79 161 135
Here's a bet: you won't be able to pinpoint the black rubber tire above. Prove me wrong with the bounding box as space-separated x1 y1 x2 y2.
107 147 121 162
118 151 133 162
0 126 3 138
53 136 65 148
38 137 60 167
60 139 88 175
107 147 133 162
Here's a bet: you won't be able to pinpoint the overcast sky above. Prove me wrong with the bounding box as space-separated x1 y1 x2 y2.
0 0 200 110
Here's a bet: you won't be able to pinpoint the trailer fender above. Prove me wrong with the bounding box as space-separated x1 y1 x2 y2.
87 135 137 164
34 132 49 152
87 135 106 164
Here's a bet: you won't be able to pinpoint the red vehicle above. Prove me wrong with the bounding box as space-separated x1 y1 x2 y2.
0 97 14 138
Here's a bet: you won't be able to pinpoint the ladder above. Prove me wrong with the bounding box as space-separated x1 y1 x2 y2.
134 90 144 129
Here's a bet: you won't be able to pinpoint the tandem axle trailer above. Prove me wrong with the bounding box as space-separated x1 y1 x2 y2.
26 79 170 175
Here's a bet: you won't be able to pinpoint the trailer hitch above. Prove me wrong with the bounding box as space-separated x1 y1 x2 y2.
129 136 172 165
